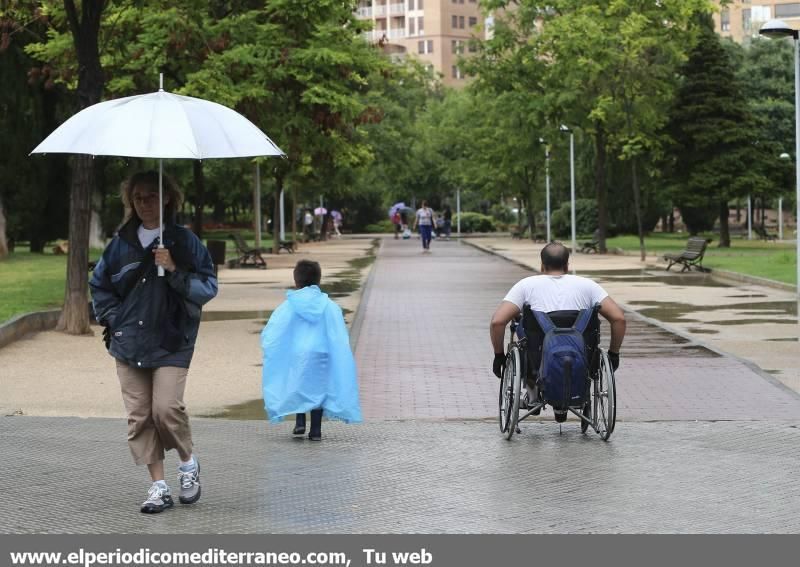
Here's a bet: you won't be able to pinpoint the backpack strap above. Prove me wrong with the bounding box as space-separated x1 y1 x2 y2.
532 310 555 333
572 305 597 333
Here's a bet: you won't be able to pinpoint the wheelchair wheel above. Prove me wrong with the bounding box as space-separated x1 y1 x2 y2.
498 344 522 439
594 349 617 441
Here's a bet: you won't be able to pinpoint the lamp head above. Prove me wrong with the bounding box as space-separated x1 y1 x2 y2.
780 152 791 159
759 19 799 39
559 124 570 133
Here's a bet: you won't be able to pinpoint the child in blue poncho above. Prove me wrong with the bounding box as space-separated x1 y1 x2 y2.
261 260 362 440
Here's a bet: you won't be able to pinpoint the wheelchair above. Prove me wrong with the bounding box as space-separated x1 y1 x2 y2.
498 305 616 441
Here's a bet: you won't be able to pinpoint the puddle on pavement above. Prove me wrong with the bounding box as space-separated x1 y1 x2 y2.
202 310 273 322
200 398 266 420
686 327 719 334
766 337 799 342
587 271 731 287
706 318 797 326
222 281 281 286
726 294 768 298
631 300 798 324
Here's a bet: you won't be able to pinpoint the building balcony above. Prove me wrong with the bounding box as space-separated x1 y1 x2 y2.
389 3 405 15
361 29 407 42
374 5 387 17
356 6 372 18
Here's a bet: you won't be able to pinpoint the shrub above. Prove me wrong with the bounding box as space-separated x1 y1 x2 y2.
454 212 497 233
364 219 395 233
551 199 597 237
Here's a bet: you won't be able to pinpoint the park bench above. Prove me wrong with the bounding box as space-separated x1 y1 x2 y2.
579 229 600 254
754 226 778 241
510 225 528 240
228 233 267 269
663 236 710 272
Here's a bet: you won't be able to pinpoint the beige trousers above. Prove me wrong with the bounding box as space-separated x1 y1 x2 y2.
115 360 193 466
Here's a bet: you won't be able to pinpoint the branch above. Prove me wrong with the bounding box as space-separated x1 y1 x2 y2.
63 0 80 42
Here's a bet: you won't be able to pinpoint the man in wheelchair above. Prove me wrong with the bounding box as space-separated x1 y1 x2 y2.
489 242 626 424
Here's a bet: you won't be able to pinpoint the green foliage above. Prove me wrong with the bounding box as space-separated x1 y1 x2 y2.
364 220 394 233
454 212 497 233
551 198 597 237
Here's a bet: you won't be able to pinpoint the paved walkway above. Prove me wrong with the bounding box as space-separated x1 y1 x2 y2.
1 235 800 533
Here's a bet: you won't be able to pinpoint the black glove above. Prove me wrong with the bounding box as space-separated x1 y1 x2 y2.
607 351 620 372
493 353 506 379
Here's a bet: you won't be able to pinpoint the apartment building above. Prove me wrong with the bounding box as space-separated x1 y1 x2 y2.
356 0 486 87
714 1 799 42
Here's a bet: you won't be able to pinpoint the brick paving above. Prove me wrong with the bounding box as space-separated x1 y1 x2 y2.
1 417 799 533
355 238 800 421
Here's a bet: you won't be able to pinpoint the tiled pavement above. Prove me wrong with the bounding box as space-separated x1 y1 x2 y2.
355 238 800 421
2 236 800 533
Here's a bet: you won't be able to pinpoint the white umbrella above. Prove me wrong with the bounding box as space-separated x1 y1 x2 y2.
31 75 285 274
314 207 328 216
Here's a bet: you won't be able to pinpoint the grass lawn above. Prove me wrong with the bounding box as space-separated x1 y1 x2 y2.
0 248 101 323
606 233 797 285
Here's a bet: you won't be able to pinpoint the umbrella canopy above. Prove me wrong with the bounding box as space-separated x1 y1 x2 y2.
388 202 405 218
31 79 284 277
314 207 328 216
30 89 284 159
330 210 342 221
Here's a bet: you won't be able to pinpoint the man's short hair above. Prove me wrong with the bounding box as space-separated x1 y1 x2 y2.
541 242 570 271
294 260 321 288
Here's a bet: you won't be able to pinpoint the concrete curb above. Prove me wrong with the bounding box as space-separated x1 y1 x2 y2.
349 238 382 355
0 309 61 351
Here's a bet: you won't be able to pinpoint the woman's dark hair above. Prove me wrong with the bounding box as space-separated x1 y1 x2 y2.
294 260 322 288
120 170 183 224
541 242 570 271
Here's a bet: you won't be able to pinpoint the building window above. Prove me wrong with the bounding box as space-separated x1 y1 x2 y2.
418 16 424 34
418 0 423 8
775 3 800 18
409 17 415 35
418 40 425 54
469 16 477 27
720 9 730 31
408 0 414 10
428 39 434 53
452 65 463 79
468 40 477 53
451 39 464 54
459 15 465 28
743 8 752 32
452 15 458 28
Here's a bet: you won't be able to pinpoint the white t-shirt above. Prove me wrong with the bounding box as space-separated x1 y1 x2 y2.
503 274 609 313
416 207 433 226
137 225 160 249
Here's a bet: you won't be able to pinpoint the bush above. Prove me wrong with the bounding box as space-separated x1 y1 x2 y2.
489 203 515 225
551 198 597 237
364 219 395 233
454 212 497 233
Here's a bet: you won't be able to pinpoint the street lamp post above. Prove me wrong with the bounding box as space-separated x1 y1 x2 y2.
760 20 800 299
560 125 577 253
780 152 791 240
539 137 551 242
747 195 752 240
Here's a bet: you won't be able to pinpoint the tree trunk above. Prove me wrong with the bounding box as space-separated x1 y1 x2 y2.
272 174 282 254
594 126 609 253
291 186 297 241
56 155 93 334
192 161 205 238
668 208 674 233
630 158 646 261
0 197 8 258
57 0 105 335
718 200 731 248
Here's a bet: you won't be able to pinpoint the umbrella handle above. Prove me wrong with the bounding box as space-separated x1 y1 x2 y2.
157 243 165 277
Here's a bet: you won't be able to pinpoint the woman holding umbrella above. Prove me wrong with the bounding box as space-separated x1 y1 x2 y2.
90 171 218 514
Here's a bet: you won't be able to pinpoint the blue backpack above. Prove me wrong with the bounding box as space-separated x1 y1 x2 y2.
533 308 594 408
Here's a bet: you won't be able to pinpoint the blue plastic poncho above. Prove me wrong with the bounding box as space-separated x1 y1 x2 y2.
261 285 362 424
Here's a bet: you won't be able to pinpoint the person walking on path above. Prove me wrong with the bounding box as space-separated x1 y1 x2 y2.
442 204 453 240
261 260 362 440
413 200 435 252
490 242 626 410
90 170 218 514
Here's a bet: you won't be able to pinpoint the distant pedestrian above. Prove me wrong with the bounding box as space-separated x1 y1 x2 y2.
90 170 218 514
414 200 435 253
303 209 314 242
392 209 402 239
442 204 452 240
331 210 343 238
261 260 362 440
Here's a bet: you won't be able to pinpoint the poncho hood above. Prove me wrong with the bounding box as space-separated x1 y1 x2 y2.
286 285 328 322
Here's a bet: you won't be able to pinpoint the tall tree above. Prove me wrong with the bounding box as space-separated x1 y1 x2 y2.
665 13 769 247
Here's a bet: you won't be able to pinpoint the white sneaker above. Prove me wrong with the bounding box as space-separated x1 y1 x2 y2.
140 482 174 514
177 458 201 504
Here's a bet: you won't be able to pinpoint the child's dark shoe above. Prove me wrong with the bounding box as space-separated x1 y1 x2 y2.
293 413 306 436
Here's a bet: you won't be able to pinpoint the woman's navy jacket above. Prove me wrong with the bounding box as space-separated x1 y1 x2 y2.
89 219 218 369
